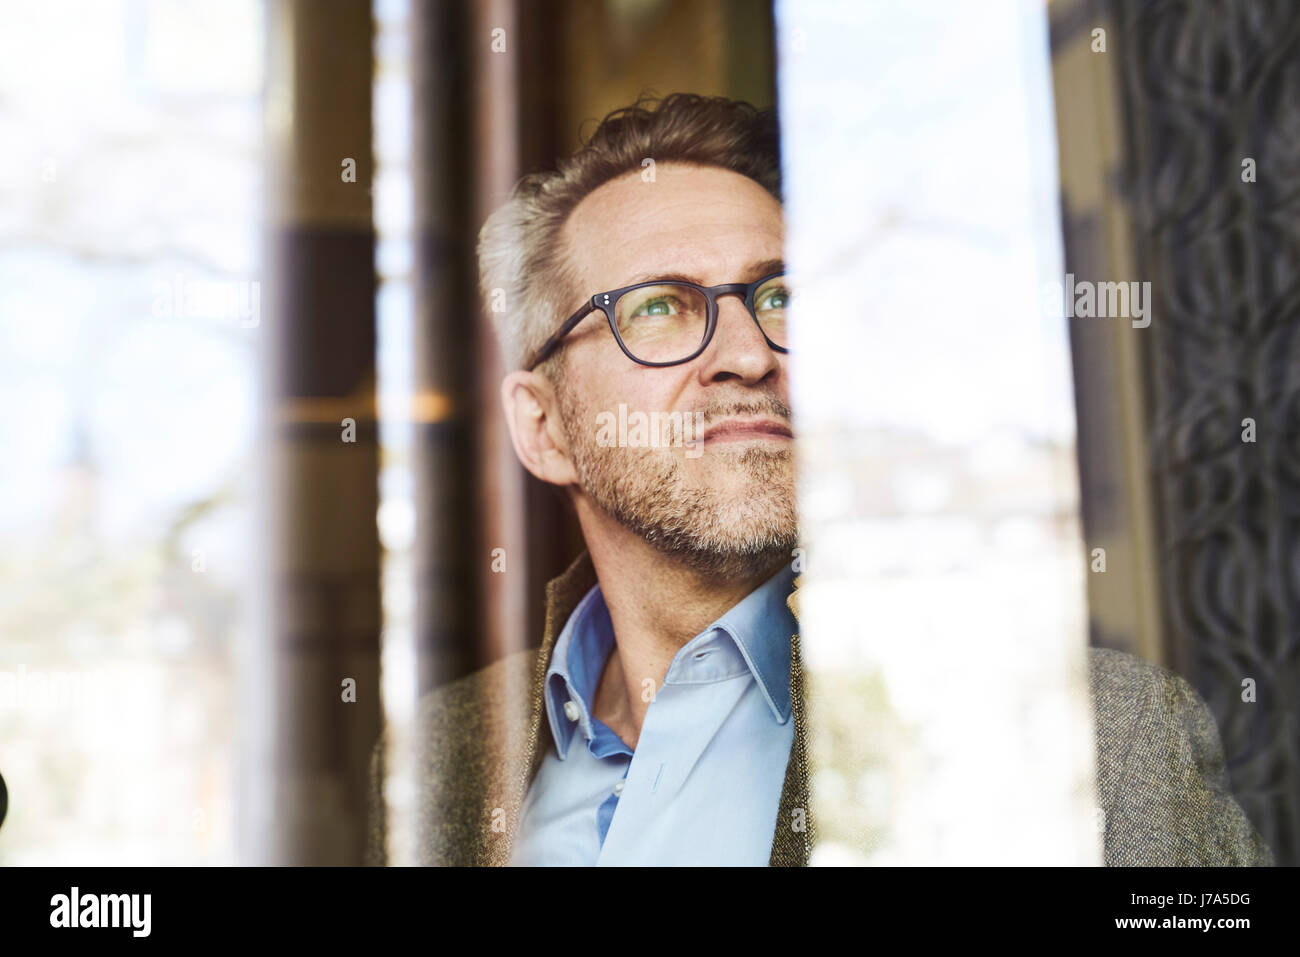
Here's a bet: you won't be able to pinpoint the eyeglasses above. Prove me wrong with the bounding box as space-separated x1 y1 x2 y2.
524 271 791 370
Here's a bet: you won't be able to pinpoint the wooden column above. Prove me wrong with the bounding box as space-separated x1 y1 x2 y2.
252 0 380 866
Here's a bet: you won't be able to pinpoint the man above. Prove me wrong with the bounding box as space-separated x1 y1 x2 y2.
366 94 1271 866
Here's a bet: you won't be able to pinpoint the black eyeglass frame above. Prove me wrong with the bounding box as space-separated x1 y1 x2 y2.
524 271 790 371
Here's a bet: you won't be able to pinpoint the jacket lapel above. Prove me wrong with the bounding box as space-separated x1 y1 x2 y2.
770 577 813 865
486 551 598 864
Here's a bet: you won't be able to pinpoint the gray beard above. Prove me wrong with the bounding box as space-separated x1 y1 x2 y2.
558 392 799 581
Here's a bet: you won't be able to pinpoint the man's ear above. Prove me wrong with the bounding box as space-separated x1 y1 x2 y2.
501 370 579 487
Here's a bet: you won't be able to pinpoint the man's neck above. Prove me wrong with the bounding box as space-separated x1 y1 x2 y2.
578 507 786 750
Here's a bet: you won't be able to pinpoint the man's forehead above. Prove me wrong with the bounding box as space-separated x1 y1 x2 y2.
562 163 784 287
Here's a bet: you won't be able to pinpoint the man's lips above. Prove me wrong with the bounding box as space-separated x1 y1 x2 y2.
701 417 794 443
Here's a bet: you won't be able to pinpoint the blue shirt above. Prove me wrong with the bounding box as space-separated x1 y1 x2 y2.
509 563 796 866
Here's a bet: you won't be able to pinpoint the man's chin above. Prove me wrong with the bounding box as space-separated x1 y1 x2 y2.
647 535 795 582
685 448 794 488
569 438 797 578
635 494 798 579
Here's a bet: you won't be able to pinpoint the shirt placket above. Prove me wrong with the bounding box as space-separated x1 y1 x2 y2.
595 629 753 864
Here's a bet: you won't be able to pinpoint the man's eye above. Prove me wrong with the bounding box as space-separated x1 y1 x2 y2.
758 288 790 310
634 298 677 317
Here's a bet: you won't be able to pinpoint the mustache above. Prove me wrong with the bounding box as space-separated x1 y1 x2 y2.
700 396 793 429
575 395 795 451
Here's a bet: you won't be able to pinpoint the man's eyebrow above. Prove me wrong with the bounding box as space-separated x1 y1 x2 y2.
618 259 786 288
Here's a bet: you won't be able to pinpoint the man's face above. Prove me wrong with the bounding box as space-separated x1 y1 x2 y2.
554 162 797 579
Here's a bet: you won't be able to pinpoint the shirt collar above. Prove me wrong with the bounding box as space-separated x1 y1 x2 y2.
695 561 796 724
542 562 797 758
543 584 615 759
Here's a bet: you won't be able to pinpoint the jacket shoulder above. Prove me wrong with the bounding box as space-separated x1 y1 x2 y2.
364 648 541 866
411 648 539 732
1088 646 1272 866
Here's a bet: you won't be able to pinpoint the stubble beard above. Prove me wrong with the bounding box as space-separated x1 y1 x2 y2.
558 388 799 581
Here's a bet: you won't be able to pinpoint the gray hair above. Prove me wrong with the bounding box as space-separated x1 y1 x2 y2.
477 93 781 375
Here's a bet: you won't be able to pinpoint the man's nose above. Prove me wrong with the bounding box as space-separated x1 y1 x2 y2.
696 294 782 384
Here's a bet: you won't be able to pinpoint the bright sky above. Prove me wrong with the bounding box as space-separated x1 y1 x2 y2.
777 0 1074 446
0 0 262 546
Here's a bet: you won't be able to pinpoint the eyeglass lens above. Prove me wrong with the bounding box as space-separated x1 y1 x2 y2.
612 276 790 363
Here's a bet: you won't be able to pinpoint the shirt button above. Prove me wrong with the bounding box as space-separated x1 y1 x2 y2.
613 780 625 796
563 700 580 721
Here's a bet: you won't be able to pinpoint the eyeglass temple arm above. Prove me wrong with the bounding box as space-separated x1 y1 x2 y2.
524 300 596 371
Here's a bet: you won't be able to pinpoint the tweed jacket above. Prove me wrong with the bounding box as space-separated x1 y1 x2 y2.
365 551 1272 866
